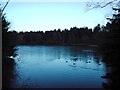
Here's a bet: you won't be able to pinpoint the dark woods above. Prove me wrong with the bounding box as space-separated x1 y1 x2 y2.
10 24 107 46
2 14 17 88
2 15 17 59
100 8 120 89
2 6 120 89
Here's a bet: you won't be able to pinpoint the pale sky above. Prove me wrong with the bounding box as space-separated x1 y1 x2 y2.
2 1 114 32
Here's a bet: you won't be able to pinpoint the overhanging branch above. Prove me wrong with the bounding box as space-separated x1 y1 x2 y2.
2 0 10 12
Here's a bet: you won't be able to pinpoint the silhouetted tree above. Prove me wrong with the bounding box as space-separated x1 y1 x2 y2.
93 24 101 32
101 7 120 90
2 14 17 59
2 6 18 88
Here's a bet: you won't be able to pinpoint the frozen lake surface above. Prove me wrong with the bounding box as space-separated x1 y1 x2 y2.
10 46 106 88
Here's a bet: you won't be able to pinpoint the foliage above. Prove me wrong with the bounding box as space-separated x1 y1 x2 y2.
2 14 17 60
10 25 109 46
101 7 120 89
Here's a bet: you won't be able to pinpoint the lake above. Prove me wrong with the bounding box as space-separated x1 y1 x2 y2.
10 46 106 88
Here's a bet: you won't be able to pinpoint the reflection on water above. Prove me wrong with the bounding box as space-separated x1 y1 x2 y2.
101 48 120 89
3 58 17 88
7 46 106 88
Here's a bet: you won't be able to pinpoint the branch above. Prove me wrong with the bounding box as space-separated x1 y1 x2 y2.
85 1 115 12
2 0 10 12
97 1 113 8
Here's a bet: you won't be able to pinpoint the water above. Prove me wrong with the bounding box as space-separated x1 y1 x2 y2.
11 46 106 88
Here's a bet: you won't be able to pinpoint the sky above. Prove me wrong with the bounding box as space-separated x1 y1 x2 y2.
1 1 115 32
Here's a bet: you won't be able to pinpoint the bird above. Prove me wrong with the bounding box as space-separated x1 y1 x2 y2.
66 61 68 63
73 62 76 65
88 61 91 63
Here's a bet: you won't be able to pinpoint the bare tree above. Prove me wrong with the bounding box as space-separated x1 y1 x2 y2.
85 1 120 11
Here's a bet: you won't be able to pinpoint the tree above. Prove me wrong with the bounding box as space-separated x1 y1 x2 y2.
99 5 120 90
106 8 120 33
93 24 101 32
85 1 120 11
2 14 17 60
1 0 17 60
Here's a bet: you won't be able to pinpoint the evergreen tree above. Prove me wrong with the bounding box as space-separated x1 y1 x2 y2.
105 7 120 47
2 14 17 60
101 7 120 90
2 11 17 89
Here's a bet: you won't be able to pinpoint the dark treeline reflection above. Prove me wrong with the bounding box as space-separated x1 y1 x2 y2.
101 47 120 89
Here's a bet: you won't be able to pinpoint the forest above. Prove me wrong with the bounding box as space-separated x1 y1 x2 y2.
7 23 116 46
1 2 120 89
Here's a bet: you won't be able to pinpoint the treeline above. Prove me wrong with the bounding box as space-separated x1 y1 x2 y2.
9 24 110 46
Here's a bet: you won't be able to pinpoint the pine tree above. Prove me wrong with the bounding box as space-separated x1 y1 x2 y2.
106 8 120 33
102 7 120 90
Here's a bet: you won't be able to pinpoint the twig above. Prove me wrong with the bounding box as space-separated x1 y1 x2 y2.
2 0 10 12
